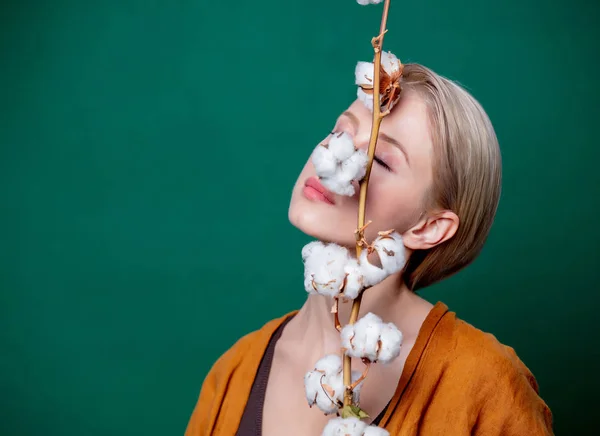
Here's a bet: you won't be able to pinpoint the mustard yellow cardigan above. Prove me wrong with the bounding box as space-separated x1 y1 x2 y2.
185 302 553 435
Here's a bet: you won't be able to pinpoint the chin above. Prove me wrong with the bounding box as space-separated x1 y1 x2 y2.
288 196 354 247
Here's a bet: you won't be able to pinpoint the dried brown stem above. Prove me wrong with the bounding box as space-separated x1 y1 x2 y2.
348 359 372 391
332 298 342 332
343 0 393 408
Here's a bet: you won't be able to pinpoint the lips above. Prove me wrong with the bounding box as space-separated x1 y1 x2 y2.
303 176 336 205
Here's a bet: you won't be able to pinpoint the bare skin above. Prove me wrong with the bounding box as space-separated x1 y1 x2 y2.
261 94 459 435
262 279 433 436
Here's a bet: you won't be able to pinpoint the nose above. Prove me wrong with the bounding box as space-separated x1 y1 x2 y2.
352 130 372 152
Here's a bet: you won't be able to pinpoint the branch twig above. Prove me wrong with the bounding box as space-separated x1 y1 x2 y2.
343 0 393 408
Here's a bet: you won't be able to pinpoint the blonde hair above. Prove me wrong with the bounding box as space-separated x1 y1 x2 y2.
399 64 502 291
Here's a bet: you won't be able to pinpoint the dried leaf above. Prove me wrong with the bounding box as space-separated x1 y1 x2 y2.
340 404 370 419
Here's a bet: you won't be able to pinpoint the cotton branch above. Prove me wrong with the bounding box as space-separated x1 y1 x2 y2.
343 0 394 409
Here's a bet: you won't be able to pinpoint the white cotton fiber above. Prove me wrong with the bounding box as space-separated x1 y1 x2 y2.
302 240 324 262
371 231 405 275
357 87 374 113
358 249 388 287
363 426 390 436
355 51 402 113
355 61 374 87
380 51 402 77
321 176 357 197
358 231 406 288
304 370 324 407
322 417 368 436
312 131 367 197
303 242 350 298
339 150 368 183
314 354 343 375
341 313 403 364
341 259 364 300
377 322 403 364
355 0 384 6
341 312 382 362
312 145 338 179
329 132 356 162
305 354 344 415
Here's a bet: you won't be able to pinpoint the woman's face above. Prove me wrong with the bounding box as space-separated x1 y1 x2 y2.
288 94 435 247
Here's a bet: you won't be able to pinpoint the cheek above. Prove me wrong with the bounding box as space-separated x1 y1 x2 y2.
366 174 425 233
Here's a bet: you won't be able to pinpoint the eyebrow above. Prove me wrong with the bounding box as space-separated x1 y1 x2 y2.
341 111 410 166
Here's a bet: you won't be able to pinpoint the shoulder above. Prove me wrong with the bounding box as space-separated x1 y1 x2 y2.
203 311 297 383
440 311 540 390
185 312 297 435
430 308 554 433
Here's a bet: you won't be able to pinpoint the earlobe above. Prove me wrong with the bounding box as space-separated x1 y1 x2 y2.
402 211 459 250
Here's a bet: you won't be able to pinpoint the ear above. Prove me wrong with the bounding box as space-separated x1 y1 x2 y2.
402 211 459 250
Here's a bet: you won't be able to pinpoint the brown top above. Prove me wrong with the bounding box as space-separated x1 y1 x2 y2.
185 302 554 435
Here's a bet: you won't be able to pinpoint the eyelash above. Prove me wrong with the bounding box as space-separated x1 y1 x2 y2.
329 130 392 172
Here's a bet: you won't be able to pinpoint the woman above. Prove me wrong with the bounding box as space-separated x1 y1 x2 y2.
184 64 553 435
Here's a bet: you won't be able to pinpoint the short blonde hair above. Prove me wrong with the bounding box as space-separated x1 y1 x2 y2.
399 64 502 290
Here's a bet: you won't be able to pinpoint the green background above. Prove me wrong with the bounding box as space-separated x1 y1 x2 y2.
1 0 597 434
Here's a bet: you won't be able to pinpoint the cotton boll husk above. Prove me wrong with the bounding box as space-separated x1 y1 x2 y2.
341 259 364 299
312 145 338 178
304 243 350 297
377 323 403 364
329 132 356 162
359 249 388 287
380 51 402 77
357 87 374 113
355 61 374 87
372 232 406 275
364 426 390 436
321 176 356 196
322 417 367 436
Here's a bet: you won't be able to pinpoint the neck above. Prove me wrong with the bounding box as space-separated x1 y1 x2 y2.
283 274 434 360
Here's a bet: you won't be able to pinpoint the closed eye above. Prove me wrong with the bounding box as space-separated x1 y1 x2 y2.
374 155 392 172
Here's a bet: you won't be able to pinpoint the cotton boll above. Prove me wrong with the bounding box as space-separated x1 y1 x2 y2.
359 249 388 287
304 370 324 407
372 232 406 275
314 384 340 414
342 313 403 363
341 312 383 362
312 145 338 178
341 259 364 299
338 150 367 183
355 61 374 87
327 370 364 406
304 243 350 297
377 323 403 364
380 51 402 77
302 241 325 262
355 0 384 7
329 132 356 162
322 417 367 436
363 426 390 436
357 87 374 113
314 354 343 375
321 176 356 196
305 354 345 414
